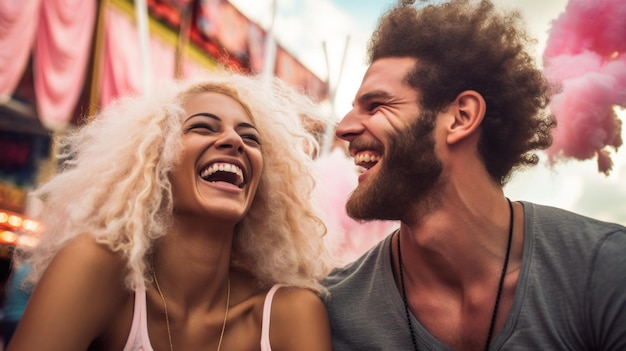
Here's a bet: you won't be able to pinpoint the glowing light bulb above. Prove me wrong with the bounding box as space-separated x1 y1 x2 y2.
0 231 17 244
8 215 23 228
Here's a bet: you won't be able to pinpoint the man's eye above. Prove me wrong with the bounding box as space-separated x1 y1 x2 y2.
368 102 382 112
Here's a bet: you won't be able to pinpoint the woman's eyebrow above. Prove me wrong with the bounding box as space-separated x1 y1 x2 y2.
239 122 258 131
184 112 220 122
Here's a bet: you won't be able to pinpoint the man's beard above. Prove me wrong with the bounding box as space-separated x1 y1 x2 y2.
346 110 443 222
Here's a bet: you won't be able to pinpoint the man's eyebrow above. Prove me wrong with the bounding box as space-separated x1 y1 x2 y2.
355 90 393 107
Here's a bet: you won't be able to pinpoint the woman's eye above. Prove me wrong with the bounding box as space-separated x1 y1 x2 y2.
187 123 216 133
241 134 262 146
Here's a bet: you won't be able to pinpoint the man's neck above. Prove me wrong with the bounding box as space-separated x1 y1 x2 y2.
390 199 525 351
396 194 519 292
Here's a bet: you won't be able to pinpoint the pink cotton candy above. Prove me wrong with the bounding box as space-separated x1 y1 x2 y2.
543 0 626 175
544 0 626 59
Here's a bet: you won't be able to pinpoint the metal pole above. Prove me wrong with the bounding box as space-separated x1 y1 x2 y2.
322 35 350 155
134 0 152 94
262 0 277 84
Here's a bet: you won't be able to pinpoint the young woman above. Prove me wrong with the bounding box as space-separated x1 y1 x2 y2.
8 72 333 351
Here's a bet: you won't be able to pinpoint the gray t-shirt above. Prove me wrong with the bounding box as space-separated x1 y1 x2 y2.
323 202 626 350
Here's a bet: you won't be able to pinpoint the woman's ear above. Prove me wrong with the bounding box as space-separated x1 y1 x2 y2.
446 90 486 145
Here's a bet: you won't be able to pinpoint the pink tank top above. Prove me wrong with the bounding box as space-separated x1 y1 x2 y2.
123 284 283 351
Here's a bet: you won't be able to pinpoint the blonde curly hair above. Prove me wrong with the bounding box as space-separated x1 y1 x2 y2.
20 71 333 293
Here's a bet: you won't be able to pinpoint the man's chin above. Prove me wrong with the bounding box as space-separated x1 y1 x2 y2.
345 200 374 221
346 199 400 221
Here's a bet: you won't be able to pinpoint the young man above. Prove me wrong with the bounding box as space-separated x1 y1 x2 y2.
323 1 626 350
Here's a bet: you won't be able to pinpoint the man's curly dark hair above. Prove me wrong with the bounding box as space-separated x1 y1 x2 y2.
368 0 557 184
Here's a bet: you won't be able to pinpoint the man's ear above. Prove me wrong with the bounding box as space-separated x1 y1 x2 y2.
446 90 486 145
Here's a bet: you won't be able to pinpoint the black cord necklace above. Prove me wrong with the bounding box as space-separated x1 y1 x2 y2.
397 198 514 351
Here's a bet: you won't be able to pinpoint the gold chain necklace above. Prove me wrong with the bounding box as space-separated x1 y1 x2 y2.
152 268 230 351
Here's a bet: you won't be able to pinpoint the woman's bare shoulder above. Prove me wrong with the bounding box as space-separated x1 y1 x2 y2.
8 234 133 351
40 233 127 285
271 286 326 316
268 286 332 351
63 233 122 258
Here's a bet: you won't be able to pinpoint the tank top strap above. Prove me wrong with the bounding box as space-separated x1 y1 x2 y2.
260 284 285 351
123 287 154 351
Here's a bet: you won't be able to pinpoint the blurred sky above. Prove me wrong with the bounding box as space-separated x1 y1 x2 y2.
229 0 626 225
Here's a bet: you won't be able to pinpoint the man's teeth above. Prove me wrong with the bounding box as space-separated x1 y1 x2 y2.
354 153 380 163
200 163 244 182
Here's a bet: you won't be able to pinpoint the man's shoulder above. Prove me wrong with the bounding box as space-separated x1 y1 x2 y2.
322 234 392 292
523 201 626 268
523 201 625 236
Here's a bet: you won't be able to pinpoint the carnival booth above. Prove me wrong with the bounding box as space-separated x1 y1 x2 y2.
0 0 327 272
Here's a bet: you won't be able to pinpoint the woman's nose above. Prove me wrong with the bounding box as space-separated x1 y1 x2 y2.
215 129 244 153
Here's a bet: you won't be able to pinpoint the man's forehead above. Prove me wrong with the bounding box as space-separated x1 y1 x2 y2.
366 57 415 78
356 57 417 100
361 57 415 88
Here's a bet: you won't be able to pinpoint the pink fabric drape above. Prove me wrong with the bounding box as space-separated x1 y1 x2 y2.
0 0 41 99
0 0 95 130
34 0 97 130
100 6 176 107
2 1 213 127
100 6 210 108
